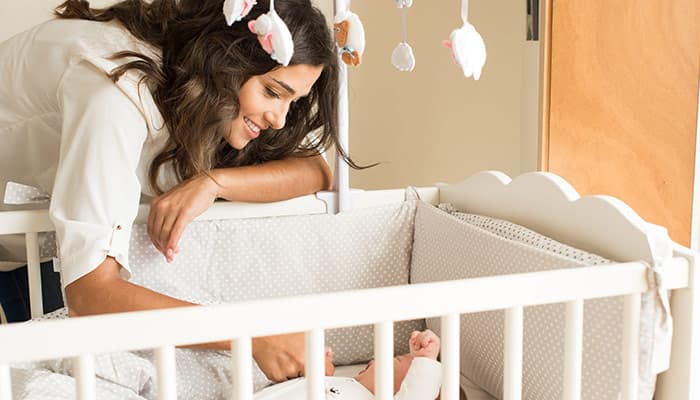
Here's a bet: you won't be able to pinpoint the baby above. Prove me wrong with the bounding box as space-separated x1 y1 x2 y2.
255 329 442 399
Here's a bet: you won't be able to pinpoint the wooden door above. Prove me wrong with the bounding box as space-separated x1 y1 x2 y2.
541 0 700 246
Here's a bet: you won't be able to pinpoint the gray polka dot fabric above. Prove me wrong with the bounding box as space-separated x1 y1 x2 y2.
128 199 423 366
14 200 422 399
411 202 657 400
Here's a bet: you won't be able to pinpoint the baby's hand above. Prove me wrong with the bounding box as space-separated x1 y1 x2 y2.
409 330 440 360
325 347 335 376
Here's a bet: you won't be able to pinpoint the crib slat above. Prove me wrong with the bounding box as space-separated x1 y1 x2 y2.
622 293 641 400
441 313 460 400
504 306 523 400
0 363 11 400
73 354 96 400
563 299 584 400
305 329 325 400
231 337 253 400
374 321 394 400
25 232 43 318
155 345 177 400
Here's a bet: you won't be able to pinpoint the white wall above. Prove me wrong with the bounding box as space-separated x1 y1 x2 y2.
0 1 118 42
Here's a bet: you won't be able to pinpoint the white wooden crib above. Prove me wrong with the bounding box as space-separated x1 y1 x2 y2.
0 171 697 400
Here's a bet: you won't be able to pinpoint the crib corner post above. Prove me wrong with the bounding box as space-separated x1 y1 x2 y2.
655 249 700 400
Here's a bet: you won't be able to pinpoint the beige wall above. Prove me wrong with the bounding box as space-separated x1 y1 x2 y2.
0 1 118 42
1 1 532 190
346 1 527 189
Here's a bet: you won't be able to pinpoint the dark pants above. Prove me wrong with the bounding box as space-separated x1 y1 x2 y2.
0 261 64 322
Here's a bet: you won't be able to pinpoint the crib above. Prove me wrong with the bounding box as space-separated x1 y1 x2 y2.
0 170 697 400
2 0 699 398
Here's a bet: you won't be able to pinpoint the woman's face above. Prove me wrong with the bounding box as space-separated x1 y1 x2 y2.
226 64 323 150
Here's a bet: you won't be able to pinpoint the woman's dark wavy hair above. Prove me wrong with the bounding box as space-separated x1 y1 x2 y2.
55 0 362 194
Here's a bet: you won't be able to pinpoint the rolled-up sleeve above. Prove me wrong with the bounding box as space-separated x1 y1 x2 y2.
51 61 148 288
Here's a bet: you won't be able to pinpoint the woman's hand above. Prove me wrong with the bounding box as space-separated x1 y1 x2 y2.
252 333 335 382
148 173 219 262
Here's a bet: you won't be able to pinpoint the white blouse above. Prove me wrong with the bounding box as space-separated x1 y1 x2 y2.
0 19 178 287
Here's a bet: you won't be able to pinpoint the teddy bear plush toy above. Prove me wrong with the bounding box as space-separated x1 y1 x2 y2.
334 0 366 66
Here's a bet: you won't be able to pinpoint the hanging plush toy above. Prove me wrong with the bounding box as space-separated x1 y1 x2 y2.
443 0 486 80
334 0 365 66
222 0 257 25
223 0 294 66
247 0 295 66
391 0 415 72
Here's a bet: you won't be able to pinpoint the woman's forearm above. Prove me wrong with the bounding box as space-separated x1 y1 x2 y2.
65 256 230 350
211 154 332 202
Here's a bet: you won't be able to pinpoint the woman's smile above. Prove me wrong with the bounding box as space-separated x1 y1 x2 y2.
243 116 263 139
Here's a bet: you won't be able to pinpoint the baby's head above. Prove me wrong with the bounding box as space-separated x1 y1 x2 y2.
353 353 415 394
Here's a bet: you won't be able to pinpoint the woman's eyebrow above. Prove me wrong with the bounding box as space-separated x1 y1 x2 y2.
272 78 296 95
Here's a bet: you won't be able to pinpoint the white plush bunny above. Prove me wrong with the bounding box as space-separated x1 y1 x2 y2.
222 0 257 26
443 0 486 80
248 9 295 66
444 22 486 80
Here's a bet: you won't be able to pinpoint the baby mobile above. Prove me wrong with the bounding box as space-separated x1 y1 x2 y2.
222 0 486 79
332 0 486 79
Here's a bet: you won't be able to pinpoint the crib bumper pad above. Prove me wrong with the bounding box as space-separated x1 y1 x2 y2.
411 201 673 400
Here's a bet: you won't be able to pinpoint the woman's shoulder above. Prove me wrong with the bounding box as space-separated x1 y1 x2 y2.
39 19 166 138
35 19 160 61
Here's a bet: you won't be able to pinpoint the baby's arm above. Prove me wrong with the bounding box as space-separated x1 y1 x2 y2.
393 330 442 399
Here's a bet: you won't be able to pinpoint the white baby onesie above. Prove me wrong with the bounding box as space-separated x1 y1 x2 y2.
255 357 441 400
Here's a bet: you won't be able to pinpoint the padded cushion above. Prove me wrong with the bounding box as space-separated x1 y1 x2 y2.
128 200 424 367
410 202 656 400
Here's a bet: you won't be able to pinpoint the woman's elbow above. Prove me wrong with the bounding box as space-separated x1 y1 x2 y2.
64 256 122 316
309 154 332 191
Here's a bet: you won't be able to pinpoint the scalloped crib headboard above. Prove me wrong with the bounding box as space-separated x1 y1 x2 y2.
437 171 672 266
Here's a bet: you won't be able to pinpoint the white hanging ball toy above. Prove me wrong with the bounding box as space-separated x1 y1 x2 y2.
392 43 415 72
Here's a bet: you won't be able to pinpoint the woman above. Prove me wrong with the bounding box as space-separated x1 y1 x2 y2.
0 0 349 381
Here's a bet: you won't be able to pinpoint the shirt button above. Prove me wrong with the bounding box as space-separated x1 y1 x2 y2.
116 225 123 230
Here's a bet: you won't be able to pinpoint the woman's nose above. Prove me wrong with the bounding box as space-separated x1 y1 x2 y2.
264 104 288 130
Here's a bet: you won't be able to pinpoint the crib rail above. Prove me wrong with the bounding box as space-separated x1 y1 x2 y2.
0 258 690 400
0 188 439 319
